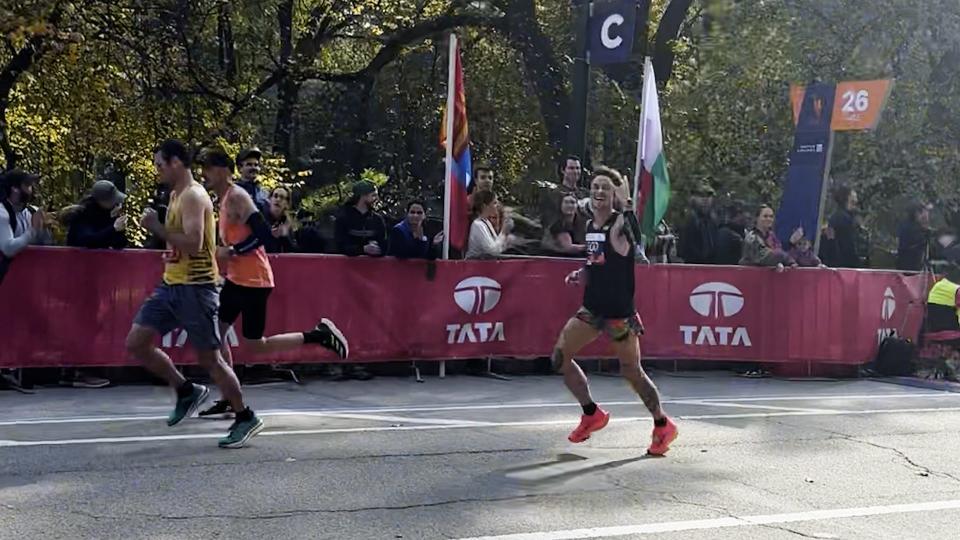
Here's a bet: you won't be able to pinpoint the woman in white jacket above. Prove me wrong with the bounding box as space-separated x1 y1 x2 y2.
465 190 514 259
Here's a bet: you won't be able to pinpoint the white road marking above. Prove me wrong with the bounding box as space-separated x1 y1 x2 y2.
2 406 960 448
1 392 956 426
316 412 493 426
452 499 960 539
670 400 840 413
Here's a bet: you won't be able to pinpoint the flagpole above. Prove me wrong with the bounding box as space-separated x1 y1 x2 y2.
441 33 458 260
632 56 651 207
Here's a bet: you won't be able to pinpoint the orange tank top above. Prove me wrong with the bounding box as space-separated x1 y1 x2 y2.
219 186 275 288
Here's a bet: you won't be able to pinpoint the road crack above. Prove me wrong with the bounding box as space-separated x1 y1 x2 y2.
61 491 618 522
770 420 960 485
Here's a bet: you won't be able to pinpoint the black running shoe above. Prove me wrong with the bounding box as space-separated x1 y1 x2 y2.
199 399 235 418
316 318 349 360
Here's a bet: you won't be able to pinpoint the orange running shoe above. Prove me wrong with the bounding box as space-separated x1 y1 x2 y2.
567 408 610 443
647 417 678 456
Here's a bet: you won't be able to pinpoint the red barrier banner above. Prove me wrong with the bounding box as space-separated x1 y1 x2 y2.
0 248 927 368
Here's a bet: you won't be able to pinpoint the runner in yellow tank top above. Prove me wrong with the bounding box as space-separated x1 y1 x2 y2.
162 185 219 285
126 139 262 449
196 149 349 418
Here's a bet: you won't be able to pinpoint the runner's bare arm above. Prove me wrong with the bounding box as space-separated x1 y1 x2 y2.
158 187 207 256
142 187 205 256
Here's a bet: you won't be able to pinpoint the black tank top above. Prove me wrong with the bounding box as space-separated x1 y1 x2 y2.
583 212 636 317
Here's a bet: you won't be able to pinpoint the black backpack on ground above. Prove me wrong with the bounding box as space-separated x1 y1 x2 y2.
875 332 917 376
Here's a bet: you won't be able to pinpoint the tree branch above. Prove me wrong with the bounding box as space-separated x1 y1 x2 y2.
300 12 503 82
652 0 696 84
0 3 67 169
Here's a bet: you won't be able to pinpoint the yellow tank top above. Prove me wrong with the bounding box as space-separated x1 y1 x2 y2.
162 185 219 285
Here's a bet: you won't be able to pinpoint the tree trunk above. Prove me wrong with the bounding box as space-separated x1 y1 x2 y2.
0 0 63 172
349 78 376 177
0 42 44 170
273 78 300 160
652 0 695 85
217 0 237 82
273 0 295 158
499 0 570 153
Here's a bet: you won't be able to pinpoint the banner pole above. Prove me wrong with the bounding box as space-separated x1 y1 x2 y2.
813 130 836 255
632 56 650 206
442 34 457 261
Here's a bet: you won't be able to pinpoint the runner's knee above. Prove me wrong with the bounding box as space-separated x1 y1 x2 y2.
619 359 644 377
195 350 221 369
551 347 567 371
125 328 152 357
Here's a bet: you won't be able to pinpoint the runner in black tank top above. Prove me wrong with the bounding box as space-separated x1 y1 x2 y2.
582 211 635 318
550 167 677 456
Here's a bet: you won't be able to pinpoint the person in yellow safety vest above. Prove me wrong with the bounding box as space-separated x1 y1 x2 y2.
925 266 960 339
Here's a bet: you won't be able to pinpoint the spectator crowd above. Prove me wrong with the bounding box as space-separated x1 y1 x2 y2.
1 149 940 275
0 144 947 388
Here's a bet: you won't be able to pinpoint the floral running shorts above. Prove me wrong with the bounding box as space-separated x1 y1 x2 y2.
575 307 645 342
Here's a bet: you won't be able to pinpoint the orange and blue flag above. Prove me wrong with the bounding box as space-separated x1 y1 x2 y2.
440 40 472 252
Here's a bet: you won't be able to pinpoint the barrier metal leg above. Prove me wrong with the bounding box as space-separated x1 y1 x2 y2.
439 360 446 379
411 361 424 383
0 368 33 394
270 365 302 385
471 356 511 381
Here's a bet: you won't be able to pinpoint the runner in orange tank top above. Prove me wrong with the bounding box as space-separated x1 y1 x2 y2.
197 149 350 417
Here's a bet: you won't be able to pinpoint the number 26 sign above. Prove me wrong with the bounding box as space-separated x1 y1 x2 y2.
790 79 893 131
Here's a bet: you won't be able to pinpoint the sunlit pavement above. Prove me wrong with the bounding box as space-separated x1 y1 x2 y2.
2 372 960 539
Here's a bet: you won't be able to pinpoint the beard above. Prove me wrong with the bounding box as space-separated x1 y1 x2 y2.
16 189 33 205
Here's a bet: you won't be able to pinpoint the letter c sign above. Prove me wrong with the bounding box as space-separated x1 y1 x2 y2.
601 14 625 50
589 1 636 65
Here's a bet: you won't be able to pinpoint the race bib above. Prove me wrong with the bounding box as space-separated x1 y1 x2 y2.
586 232 606 266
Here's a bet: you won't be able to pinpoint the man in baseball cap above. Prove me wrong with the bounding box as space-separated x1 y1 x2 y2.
91 179 127 208
235 147 270 215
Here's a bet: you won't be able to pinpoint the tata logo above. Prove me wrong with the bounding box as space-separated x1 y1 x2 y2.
878 287 898 344
680 282 752 347
447 276 506 345
881 287 896 321
454 276 501 315
689 282 744 318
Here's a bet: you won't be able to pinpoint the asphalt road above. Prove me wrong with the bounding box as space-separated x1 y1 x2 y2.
2 372 960 539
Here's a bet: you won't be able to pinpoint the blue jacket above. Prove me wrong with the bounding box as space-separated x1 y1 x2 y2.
388 220 435 260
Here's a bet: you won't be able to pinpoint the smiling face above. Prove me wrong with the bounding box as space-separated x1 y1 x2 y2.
239 158 261 182
562 159 582 187
590 175 616 212
757 206 775 232
561 195 578 218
